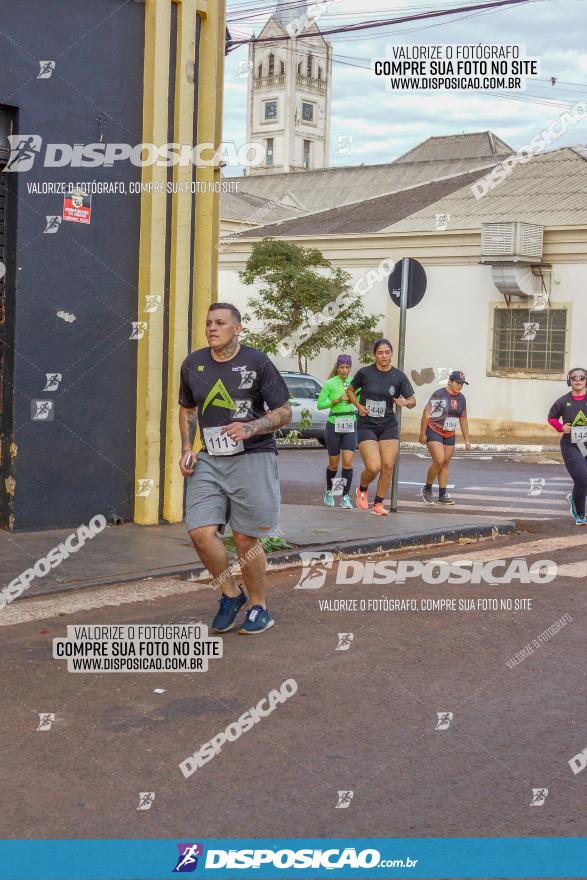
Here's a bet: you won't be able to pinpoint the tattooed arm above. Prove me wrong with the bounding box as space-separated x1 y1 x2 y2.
222 402 292 442
179 406 198 475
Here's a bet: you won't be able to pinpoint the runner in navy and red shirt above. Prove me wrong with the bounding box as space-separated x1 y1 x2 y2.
548 367 587 524
419 370 471 505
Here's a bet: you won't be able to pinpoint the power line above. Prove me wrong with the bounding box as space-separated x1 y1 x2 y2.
226 0 540 48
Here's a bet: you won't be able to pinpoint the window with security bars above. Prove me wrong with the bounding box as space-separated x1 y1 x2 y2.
492 307 566 373
359 331 382 359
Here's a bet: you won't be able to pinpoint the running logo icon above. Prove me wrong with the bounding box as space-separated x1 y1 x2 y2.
36 713 55 731
294 552 334 589
31 400 54 421
435 712 453 730
4 135 42 172
136 792 155 811
44 216 62 234
331 477 344 496
233 399 253 419
528 478 545 497
429 399 446 419
530 788 548 806
434 367 453 384
522 322 539 342
44 373 62 391
136 478 154 498
232 366 256 390
173 843 204 872
144 295 162 313
130 322 148 340
335 790 354 809
434 212 450 231
37 61 56 79
336 633 354 651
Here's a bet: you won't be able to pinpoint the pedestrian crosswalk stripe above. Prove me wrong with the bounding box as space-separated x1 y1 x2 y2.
400 499 563 517
438 492 564 506
555 560 587 578
429 532 587 563
463 486 567 496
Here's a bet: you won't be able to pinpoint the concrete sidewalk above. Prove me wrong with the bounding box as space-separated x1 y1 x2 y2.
0 504 514 599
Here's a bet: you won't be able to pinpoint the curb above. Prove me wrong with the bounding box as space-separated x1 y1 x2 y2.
188 520 516 580
22 520 516 600
278 440 559 454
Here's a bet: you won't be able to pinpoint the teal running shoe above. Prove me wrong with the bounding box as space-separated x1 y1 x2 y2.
239 605 275 634
340 495 353 509
567 493 577 518
575 516 587 526
324 490 335 507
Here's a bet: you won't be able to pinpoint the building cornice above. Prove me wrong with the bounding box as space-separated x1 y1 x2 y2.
219 227 587 269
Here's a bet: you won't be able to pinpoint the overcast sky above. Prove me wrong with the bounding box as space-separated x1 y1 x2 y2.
222 0 587 174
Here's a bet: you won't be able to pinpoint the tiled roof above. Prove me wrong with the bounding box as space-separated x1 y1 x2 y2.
237 169 490 237
394 131 513 162
220 189 303 223
384 147 587 232
233 131 513 214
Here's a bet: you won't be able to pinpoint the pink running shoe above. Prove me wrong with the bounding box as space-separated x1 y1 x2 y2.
355 487 369 510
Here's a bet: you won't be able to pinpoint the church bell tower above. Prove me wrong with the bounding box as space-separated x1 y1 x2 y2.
245 0 332 175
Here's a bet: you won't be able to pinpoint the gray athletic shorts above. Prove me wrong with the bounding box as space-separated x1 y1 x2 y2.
185 451 280 537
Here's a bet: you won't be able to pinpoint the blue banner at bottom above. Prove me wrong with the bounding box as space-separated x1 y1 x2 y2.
1 838 586 879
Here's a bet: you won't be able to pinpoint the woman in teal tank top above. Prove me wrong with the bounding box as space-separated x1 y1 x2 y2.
316 354 358 509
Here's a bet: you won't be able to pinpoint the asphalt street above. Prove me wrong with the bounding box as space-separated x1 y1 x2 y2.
2 487 586 845
278 447 569 528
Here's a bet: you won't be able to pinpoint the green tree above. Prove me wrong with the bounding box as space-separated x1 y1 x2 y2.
240 238 383 373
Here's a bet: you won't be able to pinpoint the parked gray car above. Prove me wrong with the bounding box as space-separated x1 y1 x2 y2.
280 371 329 444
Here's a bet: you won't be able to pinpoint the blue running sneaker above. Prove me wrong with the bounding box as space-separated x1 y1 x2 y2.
212 587 247 632
575 516 587 526
324 490 335 507
340 494 353 509
238 605 275 635
567 493 577 518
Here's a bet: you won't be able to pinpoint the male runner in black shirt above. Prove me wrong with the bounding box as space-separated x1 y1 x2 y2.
178 303 291 633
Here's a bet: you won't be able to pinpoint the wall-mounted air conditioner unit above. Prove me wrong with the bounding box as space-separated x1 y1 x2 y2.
480 222 543 264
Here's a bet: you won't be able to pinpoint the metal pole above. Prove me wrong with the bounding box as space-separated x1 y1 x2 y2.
390 257 409 512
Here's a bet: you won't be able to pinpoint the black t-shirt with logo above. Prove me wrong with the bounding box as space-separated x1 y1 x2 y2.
427 387 467 437
350 365 414 430
178 345 290 454
548 393 587 446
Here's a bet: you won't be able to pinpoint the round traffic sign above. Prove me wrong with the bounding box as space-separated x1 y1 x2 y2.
388 258 427 309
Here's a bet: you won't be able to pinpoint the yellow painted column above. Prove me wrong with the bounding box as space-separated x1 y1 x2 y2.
163 0 198 523
134 0 171 525
193 0 226 350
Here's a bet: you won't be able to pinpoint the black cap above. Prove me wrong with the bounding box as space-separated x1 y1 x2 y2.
449 370 469 385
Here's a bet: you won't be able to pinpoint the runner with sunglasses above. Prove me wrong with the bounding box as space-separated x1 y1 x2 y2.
345 338 416 516
548 368 587 525
316 354 357 509
419 370 471 505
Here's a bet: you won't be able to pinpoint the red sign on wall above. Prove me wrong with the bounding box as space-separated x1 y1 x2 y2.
63 191 92 224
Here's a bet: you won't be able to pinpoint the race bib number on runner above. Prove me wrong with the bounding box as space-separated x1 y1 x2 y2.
366 399 386 418
203 426 244 456
443 417 458 431
571 426 587 444
334 416 355 433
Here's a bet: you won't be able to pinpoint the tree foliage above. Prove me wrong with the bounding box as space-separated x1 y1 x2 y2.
239 238 383 372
